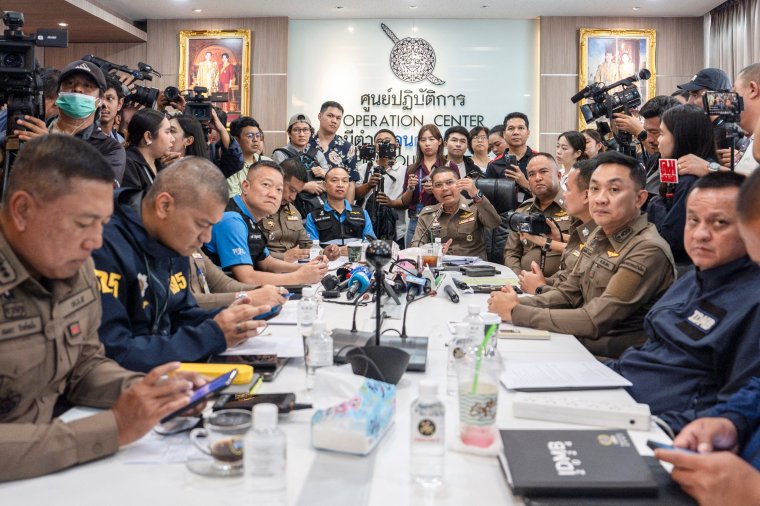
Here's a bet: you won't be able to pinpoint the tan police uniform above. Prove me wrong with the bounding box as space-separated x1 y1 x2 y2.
594 61 620 85
411 194 501 260
511 213 675 360
261 203 312 260
0 234 142 481
503 195 572 277
188 249 259 310
542 218 598 289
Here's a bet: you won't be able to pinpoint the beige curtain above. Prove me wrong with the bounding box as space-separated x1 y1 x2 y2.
708 0 760 78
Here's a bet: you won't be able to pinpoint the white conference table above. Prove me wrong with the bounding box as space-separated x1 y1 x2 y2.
0 262 672 506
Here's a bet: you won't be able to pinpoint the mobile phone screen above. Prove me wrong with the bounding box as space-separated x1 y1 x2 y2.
160 369 238 423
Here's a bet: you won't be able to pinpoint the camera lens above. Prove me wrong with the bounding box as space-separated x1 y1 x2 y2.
3 52 23 68
164 86 180 102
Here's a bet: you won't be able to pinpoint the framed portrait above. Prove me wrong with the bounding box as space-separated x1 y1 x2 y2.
178 29 251 122
578 28 657 130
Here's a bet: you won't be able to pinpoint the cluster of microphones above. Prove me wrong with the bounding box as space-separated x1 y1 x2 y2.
320 261 435 303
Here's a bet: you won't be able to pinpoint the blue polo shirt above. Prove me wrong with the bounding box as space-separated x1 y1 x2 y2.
205 194 270 269
304 199 376 245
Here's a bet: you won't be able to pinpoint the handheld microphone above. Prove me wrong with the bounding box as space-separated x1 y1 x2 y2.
444 284 460 303
346 266 372 300
320 274 340 291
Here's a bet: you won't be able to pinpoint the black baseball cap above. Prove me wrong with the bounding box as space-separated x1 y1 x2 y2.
58 60 107 92
677 68 732 92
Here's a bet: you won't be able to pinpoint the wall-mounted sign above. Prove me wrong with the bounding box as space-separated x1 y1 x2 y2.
288 19 538 166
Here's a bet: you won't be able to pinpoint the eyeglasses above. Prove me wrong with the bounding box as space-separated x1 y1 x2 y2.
244 132 263 140
472 135 488 141
291 128 311 134
433 179 457 189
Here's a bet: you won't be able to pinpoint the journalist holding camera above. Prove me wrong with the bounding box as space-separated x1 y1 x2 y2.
502 153 574 278
355 129 407 245
12 59 126 184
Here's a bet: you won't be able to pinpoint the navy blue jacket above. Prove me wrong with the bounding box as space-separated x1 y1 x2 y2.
711 378 760 470
608 256 760 433
92 188 225 372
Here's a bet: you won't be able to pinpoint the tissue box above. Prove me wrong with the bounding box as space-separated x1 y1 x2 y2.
311 366 396 455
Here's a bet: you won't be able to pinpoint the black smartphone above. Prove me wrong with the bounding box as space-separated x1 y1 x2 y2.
160 369 238 424
646 439 697 454
213 392 297 413
506 154 518 168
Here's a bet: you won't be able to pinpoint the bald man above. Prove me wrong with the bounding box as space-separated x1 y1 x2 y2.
93 157 271 372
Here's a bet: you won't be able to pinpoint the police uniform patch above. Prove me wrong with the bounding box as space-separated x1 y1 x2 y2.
572 250 581 257
607 250 620 258
287 215 300 221
2 302 25 319
191 252 203 259
137 273 149 298
595 257 615 271
68 321 82 338
458 217 476 225
0 317 42 339
60 288 95 317
612 227 633 243
621 259 647 276
686 309 718 332
466 234 473 242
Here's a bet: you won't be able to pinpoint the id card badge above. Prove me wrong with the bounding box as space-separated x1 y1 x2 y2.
659 158 679 184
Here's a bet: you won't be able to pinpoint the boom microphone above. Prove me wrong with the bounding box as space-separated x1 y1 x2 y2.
346 266 372 300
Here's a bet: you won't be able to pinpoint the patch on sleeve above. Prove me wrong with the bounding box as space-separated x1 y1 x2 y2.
621 259 647 276
605 268 643 300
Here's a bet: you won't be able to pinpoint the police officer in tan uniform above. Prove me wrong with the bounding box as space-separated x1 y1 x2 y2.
411 166 500 260
0 135 203 481
490 151 675 359
519 160 598 293
188 249 286 310
503 153 573 277
260 158 333 261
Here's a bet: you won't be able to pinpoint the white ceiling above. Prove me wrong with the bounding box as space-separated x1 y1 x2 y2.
95 0 725 21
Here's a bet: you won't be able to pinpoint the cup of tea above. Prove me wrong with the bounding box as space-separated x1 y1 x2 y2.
421 243 438 268
347 242 363 262
189 409 251 476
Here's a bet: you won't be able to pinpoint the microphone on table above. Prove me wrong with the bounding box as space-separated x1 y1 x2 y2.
444 284 460 303
346 266 372 300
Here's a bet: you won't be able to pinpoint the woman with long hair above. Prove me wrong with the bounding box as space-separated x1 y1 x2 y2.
168 114 209 159
653 104 717 266
399 124 448 246
556 130 588 182
582 129 606 159
122 108 174 191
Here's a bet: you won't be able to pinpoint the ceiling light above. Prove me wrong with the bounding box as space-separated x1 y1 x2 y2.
632 6 641 10
409 5 418 9
192 8 202 12
336 6 344 9
347 26 354 32
58 22 68 27
481 5 489 7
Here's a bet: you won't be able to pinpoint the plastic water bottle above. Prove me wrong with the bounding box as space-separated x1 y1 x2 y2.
434 237 443 268
463 304 485 342
410 380 445 487
310 240 321 260
245 403 286 491
447 323 471 396
297 286 319 338
305 320 333 389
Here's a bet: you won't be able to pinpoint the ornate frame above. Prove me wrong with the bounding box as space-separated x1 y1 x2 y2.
178 29 251 117
578 28 657 130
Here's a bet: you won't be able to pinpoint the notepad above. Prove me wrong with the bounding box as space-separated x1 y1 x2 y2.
500 361 632 391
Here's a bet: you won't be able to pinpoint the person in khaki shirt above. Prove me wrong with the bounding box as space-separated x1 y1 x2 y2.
0 135 204 482
261 158 333 261
489 151 675 360
503 153 573 277
188 249 286 310
411 166 500 260
519 160 598 293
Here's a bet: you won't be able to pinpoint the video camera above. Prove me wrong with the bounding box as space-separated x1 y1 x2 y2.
82 54 161 108
359 139 400 162
571 69 651 158
703 91 746 163
506 211 551 235
164 85 229 124
0 11 67 138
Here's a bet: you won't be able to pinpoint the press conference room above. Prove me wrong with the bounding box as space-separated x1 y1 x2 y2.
1 0 760 504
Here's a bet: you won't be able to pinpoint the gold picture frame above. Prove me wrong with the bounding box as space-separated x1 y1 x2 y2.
178 29 251 122
578 28 656 130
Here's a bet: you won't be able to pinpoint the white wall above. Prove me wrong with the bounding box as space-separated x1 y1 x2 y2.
289 19 539 165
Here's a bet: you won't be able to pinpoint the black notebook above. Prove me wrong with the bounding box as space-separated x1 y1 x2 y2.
499 429 658 498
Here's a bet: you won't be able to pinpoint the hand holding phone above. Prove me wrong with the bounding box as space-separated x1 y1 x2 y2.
160 369 238 424
647 439 698 454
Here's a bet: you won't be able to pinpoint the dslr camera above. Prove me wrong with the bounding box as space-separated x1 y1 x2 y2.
358 138 400 162
82 54 161 108
0 11 67 138
506 211 551 235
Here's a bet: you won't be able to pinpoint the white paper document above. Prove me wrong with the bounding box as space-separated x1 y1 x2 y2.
500 360 632 391
117 430 197 465
268 302 299 325
221 325 304 357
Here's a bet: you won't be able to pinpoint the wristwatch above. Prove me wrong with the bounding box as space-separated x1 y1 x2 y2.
473 190 484 203
707 161 720 172
542 238 552 252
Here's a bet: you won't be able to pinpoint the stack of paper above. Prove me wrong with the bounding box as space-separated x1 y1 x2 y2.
500 361 632 391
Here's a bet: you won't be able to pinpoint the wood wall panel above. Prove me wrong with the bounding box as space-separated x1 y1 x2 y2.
538 16 704 152
41 42 147 70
